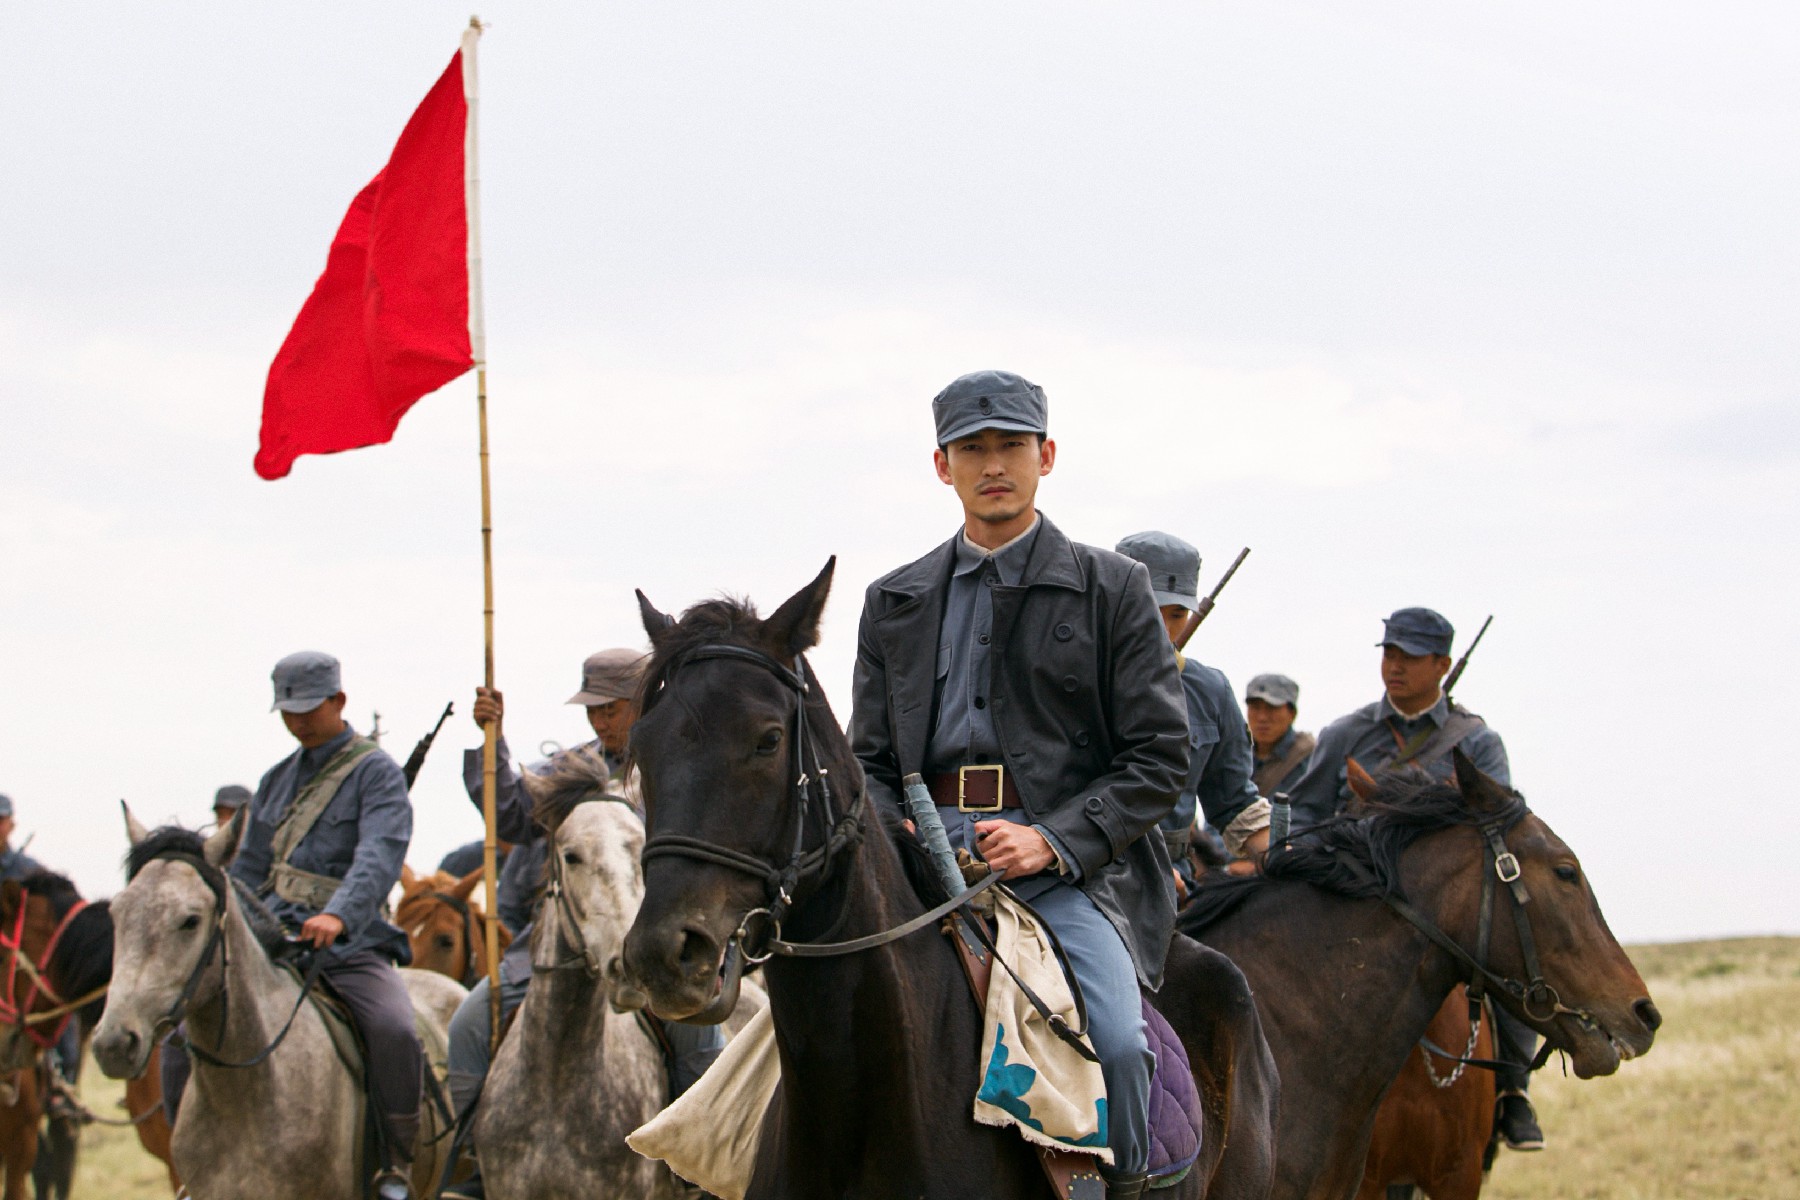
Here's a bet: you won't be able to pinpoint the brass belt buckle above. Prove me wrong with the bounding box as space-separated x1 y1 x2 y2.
957 764 1006 813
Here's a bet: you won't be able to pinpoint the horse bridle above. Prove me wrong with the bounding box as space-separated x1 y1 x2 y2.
0 888 107 1049
423 890 483 987
637 643 1000 982
534 793 642 978
136 848 326 1071
1332 809 1592 1071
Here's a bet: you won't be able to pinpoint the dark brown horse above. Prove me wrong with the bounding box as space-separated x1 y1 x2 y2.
1178 753 1661 1200
0 873 114 1200
617 562 1278 1200
1356 987 1496 1200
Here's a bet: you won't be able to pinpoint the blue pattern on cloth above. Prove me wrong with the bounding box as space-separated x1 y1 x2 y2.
1142 1000 1203 1182
978 1025 1109 1148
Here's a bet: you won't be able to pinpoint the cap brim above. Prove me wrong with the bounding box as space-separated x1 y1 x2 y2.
567 689 628 706
1151 590 1196 612
272 695 329 714
1378 638 1448 657
1246 690 1295 707
938 417 1044 445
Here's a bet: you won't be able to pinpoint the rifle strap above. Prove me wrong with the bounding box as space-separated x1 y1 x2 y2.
1386 706 1484 771
1253 731 1314 795
262 735 377 904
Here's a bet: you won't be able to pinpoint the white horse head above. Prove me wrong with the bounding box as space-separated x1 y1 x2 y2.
522 748 645 980
92 803 243 1079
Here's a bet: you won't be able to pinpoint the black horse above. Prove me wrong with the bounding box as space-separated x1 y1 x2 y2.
617 561 1278 1200
1177 756 1662 1200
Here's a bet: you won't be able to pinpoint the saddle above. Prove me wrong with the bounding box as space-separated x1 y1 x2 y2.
944 901 1203 1198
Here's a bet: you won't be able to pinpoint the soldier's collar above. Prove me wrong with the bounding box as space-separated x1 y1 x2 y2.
1382 692 1447 725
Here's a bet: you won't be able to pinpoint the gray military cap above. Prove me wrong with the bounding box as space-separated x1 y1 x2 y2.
213 784 252 810
932 370 1049 446
567 648 648 706
1379 608 1455 658
1114 531 1200 611
1245 673 1300 709
270 650 342 713
0 794 12 820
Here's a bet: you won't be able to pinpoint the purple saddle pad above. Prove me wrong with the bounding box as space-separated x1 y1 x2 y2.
1143 998 1202 1182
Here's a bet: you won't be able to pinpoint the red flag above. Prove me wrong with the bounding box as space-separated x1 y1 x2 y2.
255 47 476 480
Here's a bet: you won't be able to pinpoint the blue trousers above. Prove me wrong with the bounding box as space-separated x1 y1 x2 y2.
1012 876 1153 1177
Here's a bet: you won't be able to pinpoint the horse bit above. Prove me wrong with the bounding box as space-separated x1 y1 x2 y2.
637 643 998 975
1333 811 1594 1076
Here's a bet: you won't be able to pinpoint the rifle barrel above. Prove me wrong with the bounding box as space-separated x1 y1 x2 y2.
1443 615 1493 696
402 701 456 788
1176 547 1251 651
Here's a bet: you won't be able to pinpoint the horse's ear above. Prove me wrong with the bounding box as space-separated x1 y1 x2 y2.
1452 746 1503 810
451 866 484 903
637 589 677 646
401 863 418 890
122 801 151 849
763 557 837 657
1345 758 1379 806
203 807 244 868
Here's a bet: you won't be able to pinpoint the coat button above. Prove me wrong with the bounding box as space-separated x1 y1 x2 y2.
973 697 986 709
1062 675 1078 692
1084 797 1103 814
1054 623 1073 641
1074 731 1091 747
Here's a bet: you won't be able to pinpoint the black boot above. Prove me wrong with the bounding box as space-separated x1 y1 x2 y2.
1104 1171 1149 1200
1496 1090 1545 1151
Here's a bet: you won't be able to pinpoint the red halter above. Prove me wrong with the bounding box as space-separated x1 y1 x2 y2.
0 888 92 1048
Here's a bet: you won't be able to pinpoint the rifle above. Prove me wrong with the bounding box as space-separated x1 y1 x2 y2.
1443 615 1493 697
402 702 456 790
1174 547 1251 651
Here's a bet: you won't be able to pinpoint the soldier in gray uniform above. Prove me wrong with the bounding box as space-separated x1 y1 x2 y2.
1284 609 1544 1152
0 795 43 882
1243 674 1314 797
1114 532 1264 887
850 370 1189 1200
441 649 724 1200
210 783 252 835
226 651 421 1200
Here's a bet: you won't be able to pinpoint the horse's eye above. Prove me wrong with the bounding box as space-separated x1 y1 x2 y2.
756 728 783 756
1554 864 1579 883
563 852 584 867
179 914 201 931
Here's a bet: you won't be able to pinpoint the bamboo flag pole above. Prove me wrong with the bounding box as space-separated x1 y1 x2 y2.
461 16 504 1052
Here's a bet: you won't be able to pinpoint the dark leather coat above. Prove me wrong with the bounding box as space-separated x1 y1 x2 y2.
849 516 1189 987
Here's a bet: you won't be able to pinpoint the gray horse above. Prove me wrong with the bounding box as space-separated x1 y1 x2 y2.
472 752 674 1199
92 807 463 1200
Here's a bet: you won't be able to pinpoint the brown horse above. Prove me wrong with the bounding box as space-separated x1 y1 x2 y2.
397 865 511 987
124 1044 181 1194
0 1069 38 1200
1357 987 1496 1200
1179 751 1661 1200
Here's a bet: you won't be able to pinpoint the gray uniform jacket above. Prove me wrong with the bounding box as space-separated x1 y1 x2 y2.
850 515 1189 988
1168 656 1262 838
0 847 43 883
1286 694 1511 828
1253 727 1316 798
231 726 413 962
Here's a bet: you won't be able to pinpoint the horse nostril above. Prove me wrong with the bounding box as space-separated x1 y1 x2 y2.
1634 998 1663 1033
677 926 719 976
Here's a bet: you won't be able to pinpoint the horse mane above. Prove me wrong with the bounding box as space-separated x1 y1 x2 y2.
1178 774 1529 937
19 869 114 1019
526 745 618 833
123 826 285 954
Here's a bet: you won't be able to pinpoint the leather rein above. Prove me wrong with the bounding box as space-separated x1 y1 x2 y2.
136 848 326 1071
0 888 107 1048
637 643 999 967
1332 811 1589 1074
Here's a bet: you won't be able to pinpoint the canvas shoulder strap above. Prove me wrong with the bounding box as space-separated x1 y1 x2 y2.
1388 705 1485 771
263 735 378 891
1256 731 1315 795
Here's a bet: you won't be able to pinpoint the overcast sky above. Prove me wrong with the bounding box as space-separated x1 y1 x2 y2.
3 3 1796 943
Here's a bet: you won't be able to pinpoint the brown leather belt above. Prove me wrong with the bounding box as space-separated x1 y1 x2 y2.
925 765 1022 812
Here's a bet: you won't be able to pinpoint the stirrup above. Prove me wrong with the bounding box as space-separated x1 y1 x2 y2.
373 1166 416 1200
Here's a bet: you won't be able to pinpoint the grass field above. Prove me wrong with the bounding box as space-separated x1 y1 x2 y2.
67 936 1800 1199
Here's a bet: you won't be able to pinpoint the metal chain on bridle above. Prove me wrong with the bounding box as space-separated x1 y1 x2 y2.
0 888 108 1049
1333 810 1590 1075
637 642 998 967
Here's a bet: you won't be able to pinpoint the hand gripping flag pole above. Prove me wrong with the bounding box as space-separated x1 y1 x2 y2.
461 17 505 1054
